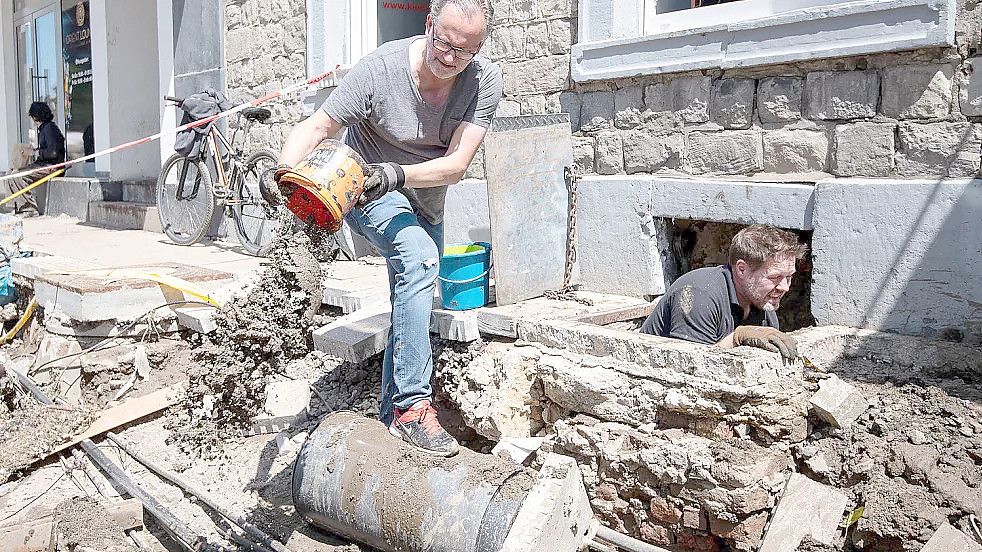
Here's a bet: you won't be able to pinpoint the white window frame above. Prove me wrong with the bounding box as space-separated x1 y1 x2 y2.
305 0 379 85
573 0 957 82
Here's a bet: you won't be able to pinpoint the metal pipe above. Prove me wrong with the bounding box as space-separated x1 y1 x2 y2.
9 369 224 552
595 525 672 552
107 432 294 552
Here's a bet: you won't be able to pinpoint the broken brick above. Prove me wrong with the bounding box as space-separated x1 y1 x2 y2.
808 374 869 429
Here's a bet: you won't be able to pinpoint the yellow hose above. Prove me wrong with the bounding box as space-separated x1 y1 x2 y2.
0 298 37 345
0 169 65 207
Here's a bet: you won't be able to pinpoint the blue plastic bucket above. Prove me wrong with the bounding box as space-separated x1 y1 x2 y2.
438 242 491 311
0 264 15 306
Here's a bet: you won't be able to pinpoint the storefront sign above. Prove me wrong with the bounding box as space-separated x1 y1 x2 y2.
62 0 93 158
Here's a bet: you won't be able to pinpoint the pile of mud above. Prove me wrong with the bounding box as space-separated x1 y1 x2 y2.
0 386 93 482
55 497 136 552
168 231 323 457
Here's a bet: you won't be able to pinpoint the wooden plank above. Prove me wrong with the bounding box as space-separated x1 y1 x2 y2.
574 301 657 326
46 384 185 458
0 521 55 552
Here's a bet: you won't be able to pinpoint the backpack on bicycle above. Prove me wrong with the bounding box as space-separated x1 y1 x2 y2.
173 88 233 158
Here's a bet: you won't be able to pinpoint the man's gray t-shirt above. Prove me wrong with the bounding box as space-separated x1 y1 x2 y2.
640 265 779 344
320 36 503 225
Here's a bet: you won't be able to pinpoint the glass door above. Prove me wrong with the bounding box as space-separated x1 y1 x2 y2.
15 7 62 150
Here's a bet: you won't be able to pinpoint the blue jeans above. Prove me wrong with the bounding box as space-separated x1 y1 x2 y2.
345 191 444 426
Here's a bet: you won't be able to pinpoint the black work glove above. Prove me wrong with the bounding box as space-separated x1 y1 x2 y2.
359 162 405 205
733 326 799 361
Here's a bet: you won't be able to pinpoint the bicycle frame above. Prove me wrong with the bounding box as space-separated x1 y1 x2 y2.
174 117 250 204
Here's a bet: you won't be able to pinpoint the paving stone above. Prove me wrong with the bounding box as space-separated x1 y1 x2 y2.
687 130 763 175
763 130 828 173
10 254 96 283
831 122 894 177
311 302 391 363
712 78 756 129
881 64 953 119
757 76 802 122
805 70 879 120
921 522 982 552
758 474 848 552
896 121 982 177
809 374 869 429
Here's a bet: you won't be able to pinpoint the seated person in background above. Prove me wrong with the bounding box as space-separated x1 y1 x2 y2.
640 224 806 361
0 102 66 215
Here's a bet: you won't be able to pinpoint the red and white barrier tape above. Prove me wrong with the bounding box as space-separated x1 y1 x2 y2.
0 66 340 182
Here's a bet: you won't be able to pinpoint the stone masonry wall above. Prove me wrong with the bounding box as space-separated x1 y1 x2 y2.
224 0 307 155
479 0 982 181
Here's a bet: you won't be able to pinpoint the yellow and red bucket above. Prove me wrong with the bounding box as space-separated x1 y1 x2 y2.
278 139 367 233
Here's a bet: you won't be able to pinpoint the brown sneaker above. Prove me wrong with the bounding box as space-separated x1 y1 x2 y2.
388 400 460 457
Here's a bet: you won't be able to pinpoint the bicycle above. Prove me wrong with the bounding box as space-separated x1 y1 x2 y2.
156 95 285 256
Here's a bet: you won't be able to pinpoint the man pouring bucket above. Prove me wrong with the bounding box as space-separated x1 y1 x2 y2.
274 0 502 457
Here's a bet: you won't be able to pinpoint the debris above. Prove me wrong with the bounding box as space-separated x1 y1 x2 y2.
921 522 982 552
756 474 848 552
173 305 218 334
244 378 311 436
0 520 56 552
808 374 869 429
492 436 546 464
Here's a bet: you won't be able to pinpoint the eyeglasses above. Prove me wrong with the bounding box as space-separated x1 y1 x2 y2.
431 35 481 61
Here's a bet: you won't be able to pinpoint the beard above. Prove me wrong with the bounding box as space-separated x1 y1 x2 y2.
424 49 466 80
744 279 782 311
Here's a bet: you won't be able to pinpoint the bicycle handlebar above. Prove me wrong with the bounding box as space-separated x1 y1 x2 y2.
163 95 183 105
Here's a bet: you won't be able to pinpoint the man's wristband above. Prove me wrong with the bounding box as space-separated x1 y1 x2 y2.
379 163 406 190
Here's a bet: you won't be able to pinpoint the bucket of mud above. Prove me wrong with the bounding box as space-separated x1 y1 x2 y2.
438 242 491 310
278 139 367 233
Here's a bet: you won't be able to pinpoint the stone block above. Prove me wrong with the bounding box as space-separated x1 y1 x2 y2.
805 70 879 120
896 121 982 177
539 0 572 17
511 0 538 20
500 454 595 552
960 56 982 116
430 308 480 342
921 523 982 552
831 123 894 177
502 55 569 95
613 86 642 129
559 91 581 128
594 131 624 174
645 77 711 123
758 474 848 552
683 505 707 530
548 19 572 55
496 99 521 117
710 511 768 552
763 130 828 173
811 179 982 341
174 306 217 334
808 374 869 429
650 496 682 524
576 178 668 297
489 24 525 60
687 130 763 175
881 64 953 119
572 136 595 174
757 77 802 123
580 90 615 130
712 78 756 129
521 95 547 115
525 22 550 58
622 130 684 173
311 302 391 363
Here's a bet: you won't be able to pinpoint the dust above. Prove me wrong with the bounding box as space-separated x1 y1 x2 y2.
54 496 137 552
0 390 92 482
167 231 323 458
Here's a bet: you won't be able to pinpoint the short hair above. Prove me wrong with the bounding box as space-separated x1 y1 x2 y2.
729 224 807 268
430 0 493 38
28 101 54 123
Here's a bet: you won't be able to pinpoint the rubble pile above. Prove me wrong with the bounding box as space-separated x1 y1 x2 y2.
436 322 982 551
167 231 323 457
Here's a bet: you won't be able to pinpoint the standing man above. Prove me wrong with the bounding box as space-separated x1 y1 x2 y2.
0 102 66 215
277 0 501 456
640 225 806 361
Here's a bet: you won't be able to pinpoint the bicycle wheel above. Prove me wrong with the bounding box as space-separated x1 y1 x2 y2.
231 150 288 256
156 153 214 246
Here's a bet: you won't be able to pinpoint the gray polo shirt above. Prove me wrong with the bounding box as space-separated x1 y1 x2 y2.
640 265 779 344
320 36 503 225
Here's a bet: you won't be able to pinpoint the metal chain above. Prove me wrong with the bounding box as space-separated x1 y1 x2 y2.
543 166 593 306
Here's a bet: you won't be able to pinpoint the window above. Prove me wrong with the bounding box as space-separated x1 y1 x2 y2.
306 0 430 83
573 0 957 82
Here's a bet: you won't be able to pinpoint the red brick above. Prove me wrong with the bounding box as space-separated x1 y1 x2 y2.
676 529 722 551
640 522 673 545
650 496 683 524
709 511 768 551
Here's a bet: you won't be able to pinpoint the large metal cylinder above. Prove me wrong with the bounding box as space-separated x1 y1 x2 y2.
293 412 535 552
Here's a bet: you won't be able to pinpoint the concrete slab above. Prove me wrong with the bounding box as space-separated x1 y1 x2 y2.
812 178 982 343
476 292 653 339
41 177 108 220
321 259 390 310
921 523 982 552
174 306 218 334
10 255 99 283
33 263 235 322
430 308 481 342
500 453 595 552
758 474 848 552
312 302 392 363
87 201 161 232
808 374 869 429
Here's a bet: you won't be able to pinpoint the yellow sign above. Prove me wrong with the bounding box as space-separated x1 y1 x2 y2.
75 2 86 26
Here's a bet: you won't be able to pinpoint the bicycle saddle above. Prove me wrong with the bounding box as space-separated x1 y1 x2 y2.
242 107 272 122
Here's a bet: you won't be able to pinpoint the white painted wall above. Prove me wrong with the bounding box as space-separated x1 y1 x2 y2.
156 0 176 165
0 1 18 172
102 0 160 180
90 0 110 176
